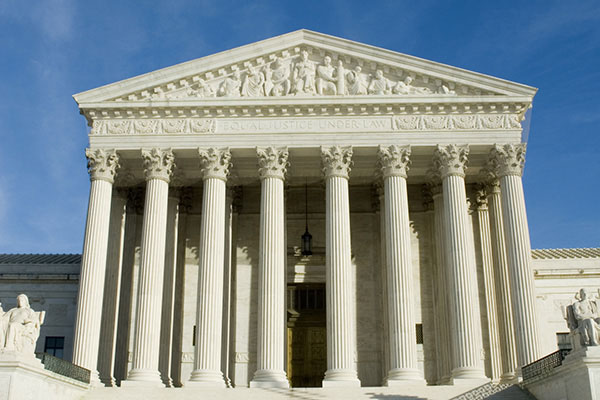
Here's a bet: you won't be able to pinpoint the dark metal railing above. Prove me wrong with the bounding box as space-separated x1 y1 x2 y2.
35 352 91 384
521 348 570 382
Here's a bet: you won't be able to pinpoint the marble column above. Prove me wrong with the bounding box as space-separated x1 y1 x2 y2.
73 149 119 382
374 182 391 383
250 147 290 388
430 183 453 384
486 180 518 382
489 144 541 368
432 144 486 381
188 147 231 386
474 187 502 381
126 148 175 386
378 145 422 383
98 189 127 386
321 145 360 387
158 189 182 387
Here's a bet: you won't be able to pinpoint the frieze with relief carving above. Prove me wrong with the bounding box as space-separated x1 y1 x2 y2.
113 48 498 102
90 114 521 136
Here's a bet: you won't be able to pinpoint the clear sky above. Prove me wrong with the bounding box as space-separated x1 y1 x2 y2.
0 0 598 253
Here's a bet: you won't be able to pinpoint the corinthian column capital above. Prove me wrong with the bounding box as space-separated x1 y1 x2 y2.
378 145 411 178
86 148 120 183
141 148 175 182
432 144 469 178
321 145 353 179
488 144 526 177
257 146 289 180
198 147 231 181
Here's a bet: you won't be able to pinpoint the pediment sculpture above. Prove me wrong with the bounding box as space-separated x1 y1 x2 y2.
137 52 465 101
0 294 45 356
563 288 600 350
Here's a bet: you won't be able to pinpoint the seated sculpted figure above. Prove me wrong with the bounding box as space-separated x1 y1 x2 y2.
217 70 242 97
346 66 368 95
564 288 600 348
0 294 45 355
316 56 337 95
368 70 391 95
292 50 316 95
265 58 290 97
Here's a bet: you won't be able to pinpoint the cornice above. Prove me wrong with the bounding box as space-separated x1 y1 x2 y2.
81 98 529 129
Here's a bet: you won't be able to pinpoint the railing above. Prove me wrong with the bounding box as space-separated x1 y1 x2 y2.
35 352 91 384
521 348 570 383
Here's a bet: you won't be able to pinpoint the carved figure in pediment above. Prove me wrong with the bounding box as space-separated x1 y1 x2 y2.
392 75 414 95
346 66 368 95
0 294 45 355
265 58 290 96
368 69 391 95
241 65 265 97
292 50 316 95
563 288 600 349
435 79 456 95
392 75 432 95
190 78 215 98
316 56 340 95
217 70 242 97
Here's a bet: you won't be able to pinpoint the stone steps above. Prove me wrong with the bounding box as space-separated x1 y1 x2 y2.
83 383 481 400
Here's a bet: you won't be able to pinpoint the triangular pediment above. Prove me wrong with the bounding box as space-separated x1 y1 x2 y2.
74 30 536 105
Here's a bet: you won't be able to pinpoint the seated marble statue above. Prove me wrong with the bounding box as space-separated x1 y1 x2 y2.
0 294 45 355
368 70 391 95
316 56 337 95
217 70 242 97
241 65 265 97
265 58 290 97
564 288 600 348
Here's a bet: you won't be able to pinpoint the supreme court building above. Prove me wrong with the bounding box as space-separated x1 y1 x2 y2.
70 30 546 392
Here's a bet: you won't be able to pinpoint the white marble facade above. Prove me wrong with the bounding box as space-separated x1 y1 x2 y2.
67 30 552 390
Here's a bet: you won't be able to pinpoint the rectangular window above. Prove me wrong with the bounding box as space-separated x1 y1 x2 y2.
44 336 65 359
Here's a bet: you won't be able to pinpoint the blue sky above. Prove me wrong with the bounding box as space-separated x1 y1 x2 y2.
0 0 598 253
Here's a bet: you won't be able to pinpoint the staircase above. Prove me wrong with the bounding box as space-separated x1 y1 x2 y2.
450 383 537 400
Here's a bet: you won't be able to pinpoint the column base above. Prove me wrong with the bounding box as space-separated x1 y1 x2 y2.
385 368 425 385
499 371 518 384
451 366 488 385
187 369 226 387
99 375 116 387
437 375 454 385
322 369 361 387
122 369 164 387
250 369 290 388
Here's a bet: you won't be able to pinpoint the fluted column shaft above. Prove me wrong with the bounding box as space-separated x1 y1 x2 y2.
475 192 502 381
487 183 518 382
251 147 290 388
378 145 422 384
433 145 485 381
126 148 174 385
158 191 181 387
98 191 127 386
431 187 453 384
189 148 231 386
490 144 540 368
73 149 119 382
321 146 360 387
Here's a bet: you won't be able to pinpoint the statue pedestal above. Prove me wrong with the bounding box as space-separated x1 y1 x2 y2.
525 347 600 400
0 351 89 400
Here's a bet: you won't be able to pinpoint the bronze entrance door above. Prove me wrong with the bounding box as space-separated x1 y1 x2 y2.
287 284 326 387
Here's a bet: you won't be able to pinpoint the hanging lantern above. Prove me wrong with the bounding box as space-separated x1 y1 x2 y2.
301 183 312 256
